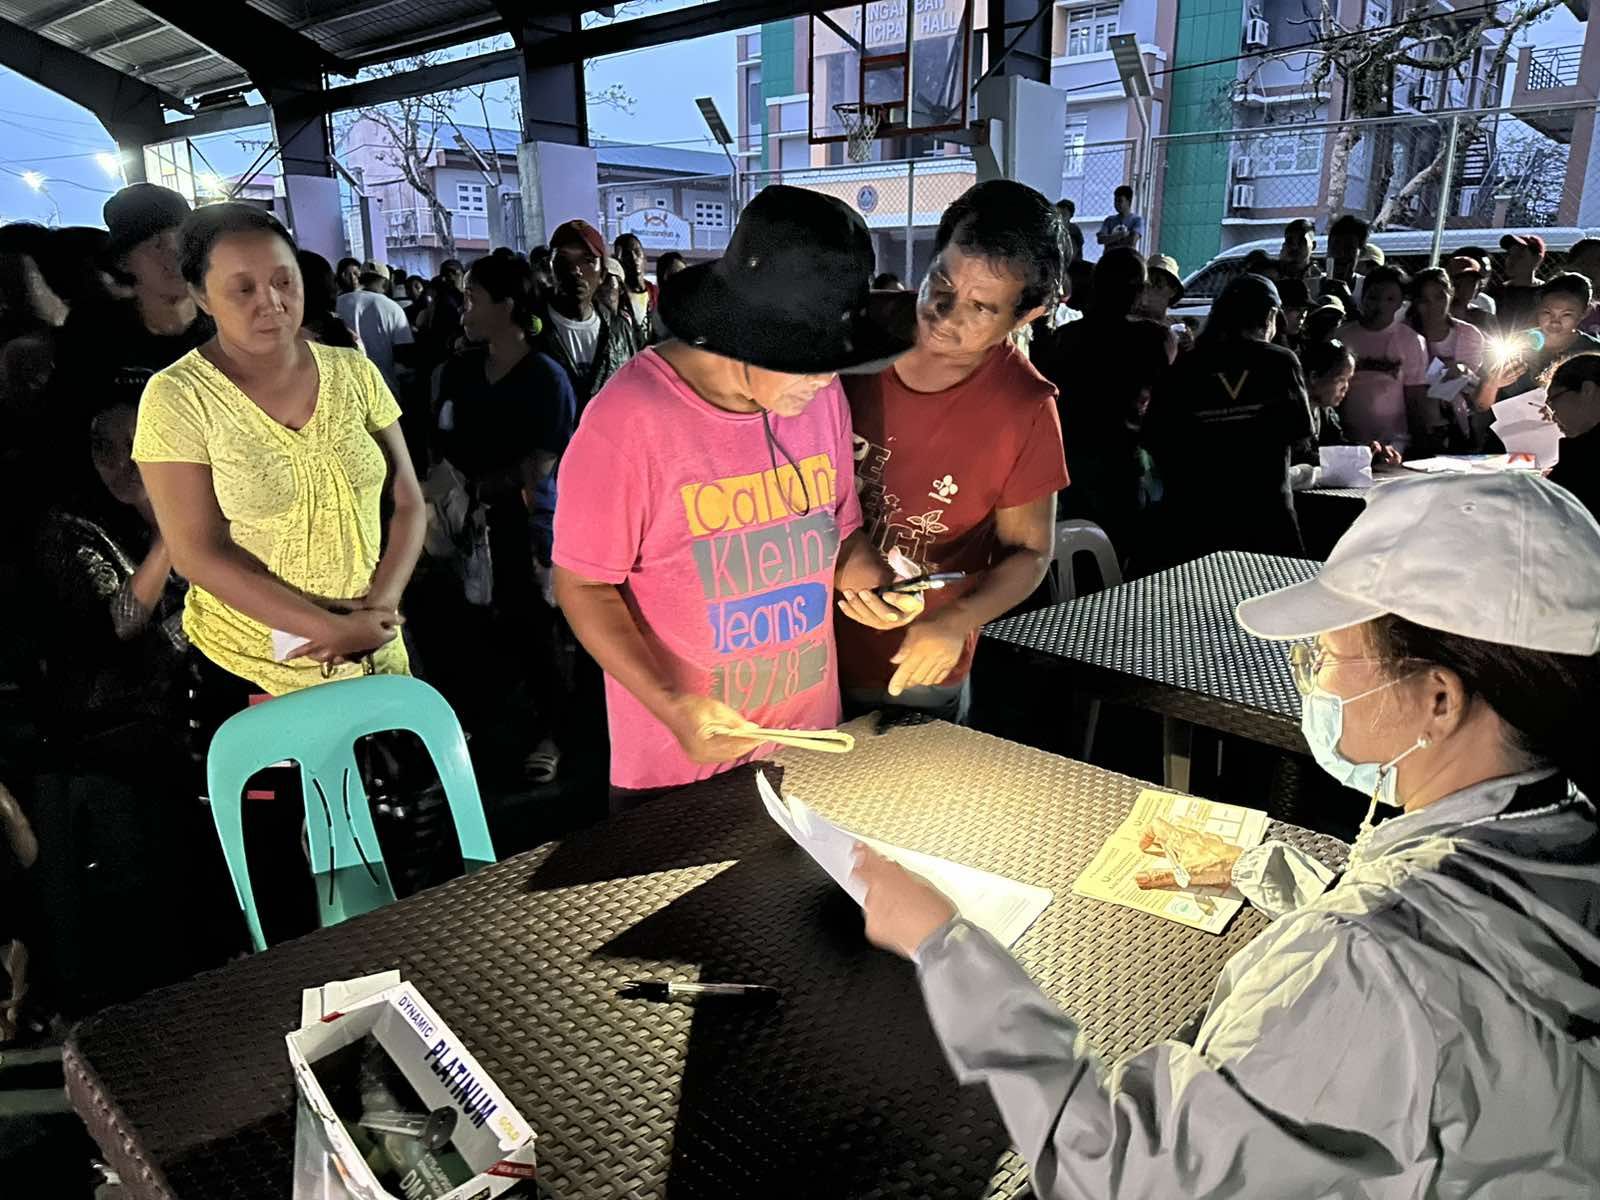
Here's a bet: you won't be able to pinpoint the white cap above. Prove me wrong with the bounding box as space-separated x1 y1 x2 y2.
1236 473 1600 655
602 255 625 282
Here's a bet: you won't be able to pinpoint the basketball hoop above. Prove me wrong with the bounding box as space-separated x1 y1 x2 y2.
835 101 890 163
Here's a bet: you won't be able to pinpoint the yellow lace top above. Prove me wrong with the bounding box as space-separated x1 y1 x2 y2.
132 341 409 694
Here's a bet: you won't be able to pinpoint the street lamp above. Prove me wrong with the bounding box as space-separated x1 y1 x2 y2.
1108 33 1154 225
21 170 62 225
695 95 741 222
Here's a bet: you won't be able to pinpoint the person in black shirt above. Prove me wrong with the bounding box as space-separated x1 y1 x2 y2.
1035 247 1171 565
1545 352 1600 522
438 254 577 781
1492 233 1546 334
1142 274 1313 565
295 250 358 350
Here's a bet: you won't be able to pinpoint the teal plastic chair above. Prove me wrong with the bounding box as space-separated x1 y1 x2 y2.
206 674 496 951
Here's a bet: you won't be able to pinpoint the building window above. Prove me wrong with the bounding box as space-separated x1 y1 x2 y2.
779 136 811 170
455 181 486 215
694 200 728 228
1253 131 1322 175
1063 119 1088 177
745 65 764 136
612 193 627 216
1065 4 1119 57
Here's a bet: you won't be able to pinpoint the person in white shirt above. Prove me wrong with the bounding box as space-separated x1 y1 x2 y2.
536 219 637 409
336 267 415 396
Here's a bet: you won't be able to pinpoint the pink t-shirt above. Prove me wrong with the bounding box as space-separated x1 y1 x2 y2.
1336 319 1429 451
553 349 862 790
1425 318 1486 374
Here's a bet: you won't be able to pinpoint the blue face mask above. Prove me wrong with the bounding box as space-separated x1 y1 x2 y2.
1300 676 1429 810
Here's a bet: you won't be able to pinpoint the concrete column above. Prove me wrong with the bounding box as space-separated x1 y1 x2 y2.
513 14 590 249
267 81 345 262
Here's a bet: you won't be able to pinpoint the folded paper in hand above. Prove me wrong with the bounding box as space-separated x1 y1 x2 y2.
272 628 312 662
1317 444 1374 489
755 771 1051 948
1491 388 1562 469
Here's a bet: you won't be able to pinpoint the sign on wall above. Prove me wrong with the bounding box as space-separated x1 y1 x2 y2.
621 207 691 250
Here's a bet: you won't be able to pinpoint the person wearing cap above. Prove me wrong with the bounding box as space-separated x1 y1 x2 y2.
852 470 1600 1198
1473 271 1600 415
836 181 1068 720
1135 253 1184 325
1492 233 1546 333
1277 218 1320 283
1296 295 1347 350
1274 276 1312 348
593 254 635 352
1143 273 1313 563
47 183 212 507
537 219 637 411
1335 263 1430 454
336 260 415 398
1445 254 1494 333
551 187 916 800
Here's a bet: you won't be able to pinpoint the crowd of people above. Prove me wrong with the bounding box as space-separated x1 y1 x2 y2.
3 174 1599 1194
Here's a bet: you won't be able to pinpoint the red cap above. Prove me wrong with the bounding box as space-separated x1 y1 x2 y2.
1500 233 1546 257
551 219 606 260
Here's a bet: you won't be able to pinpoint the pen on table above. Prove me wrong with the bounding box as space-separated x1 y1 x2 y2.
620 979 781 1002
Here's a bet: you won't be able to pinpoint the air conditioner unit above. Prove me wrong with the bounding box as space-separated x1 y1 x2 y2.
1244 17 1270 48
1231 183 1256 210
1234 155 1255 179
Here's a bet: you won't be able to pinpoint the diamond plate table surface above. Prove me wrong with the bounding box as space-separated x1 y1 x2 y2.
984 552 1319 753
64 719 1347 1200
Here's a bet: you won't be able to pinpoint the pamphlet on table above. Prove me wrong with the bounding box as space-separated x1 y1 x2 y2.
1489 390 1562 469
755 771 1052 948
1072 789 1269 935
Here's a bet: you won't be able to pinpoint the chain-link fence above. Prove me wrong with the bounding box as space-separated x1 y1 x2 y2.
1059 139 1137 261
1148 101 1600 288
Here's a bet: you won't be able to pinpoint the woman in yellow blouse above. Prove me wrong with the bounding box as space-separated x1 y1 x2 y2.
133 204 424 695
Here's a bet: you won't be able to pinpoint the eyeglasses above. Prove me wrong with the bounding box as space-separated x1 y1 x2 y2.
1288 642 1423 696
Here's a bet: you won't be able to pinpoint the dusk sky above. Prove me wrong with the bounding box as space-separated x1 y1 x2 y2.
0 3 1583 229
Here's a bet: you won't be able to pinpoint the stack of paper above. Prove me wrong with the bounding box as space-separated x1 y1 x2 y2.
1317 444 1375 488
1491 390 1562 469
1405 453 1539 474
1072 789 1268 935
756 772 1052 949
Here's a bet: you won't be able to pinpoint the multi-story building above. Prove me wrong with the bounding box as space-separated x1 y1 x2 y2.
1158 0 1516 271
734 4 1169 277
1509 7 1600 226
339 117 730 276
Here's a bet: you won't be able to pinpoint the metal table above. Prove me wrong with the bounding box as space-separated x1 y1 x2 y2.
64 719 1345 1200
984 552 1318 788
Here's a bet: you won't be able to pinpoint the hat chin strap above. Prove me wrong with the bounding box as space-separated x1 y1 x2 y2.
745 364 812 519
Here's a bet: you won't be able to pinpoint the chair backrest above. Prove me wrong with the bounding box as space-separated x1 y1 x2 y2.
205 675 495 951
1052 519 1122 603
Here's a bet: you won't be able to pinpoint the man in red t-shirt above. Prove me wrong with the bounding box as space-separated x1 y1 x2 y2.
837 180 1070 720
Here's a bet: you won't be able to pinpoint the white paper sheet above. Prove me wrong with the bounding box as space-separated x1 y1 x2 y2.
272 628 312 662
1317 445 1375 488
756 772 1053 948
1491 388 1561 468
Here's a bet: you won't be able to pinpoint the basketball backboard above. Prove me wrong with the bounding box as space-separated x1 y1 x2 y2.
809 2 973 152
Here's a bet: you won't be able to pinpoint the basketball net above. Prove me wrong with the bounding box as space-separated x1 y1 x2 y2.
835 102 884 164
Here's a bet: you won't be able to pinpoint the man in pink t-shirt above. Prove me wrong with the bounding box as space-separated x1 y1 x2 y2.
1335 264 1429 453
553 187 919 797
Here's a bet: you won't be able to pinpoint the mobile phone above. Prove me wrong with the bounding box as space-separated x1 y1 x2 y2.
876 571 967 597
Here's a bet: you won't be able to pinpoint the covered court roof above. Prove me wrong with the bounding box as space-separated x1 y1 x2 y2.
0 1 822 111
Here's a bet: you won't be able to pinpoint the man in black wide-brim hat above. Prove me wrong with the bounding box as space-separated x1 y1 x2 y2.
552 186 925 803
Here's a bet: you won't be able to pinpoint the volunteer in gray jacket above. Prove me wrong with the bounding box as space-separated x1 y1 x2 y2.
853 470 1600 1199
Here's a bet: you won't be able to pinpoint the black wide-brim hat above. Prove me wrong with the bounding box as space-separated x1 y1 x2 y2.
657 184 917 375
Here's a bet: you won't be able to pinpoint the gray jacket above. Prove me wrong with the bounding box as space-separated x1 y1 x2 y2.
915 768 1600 1198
